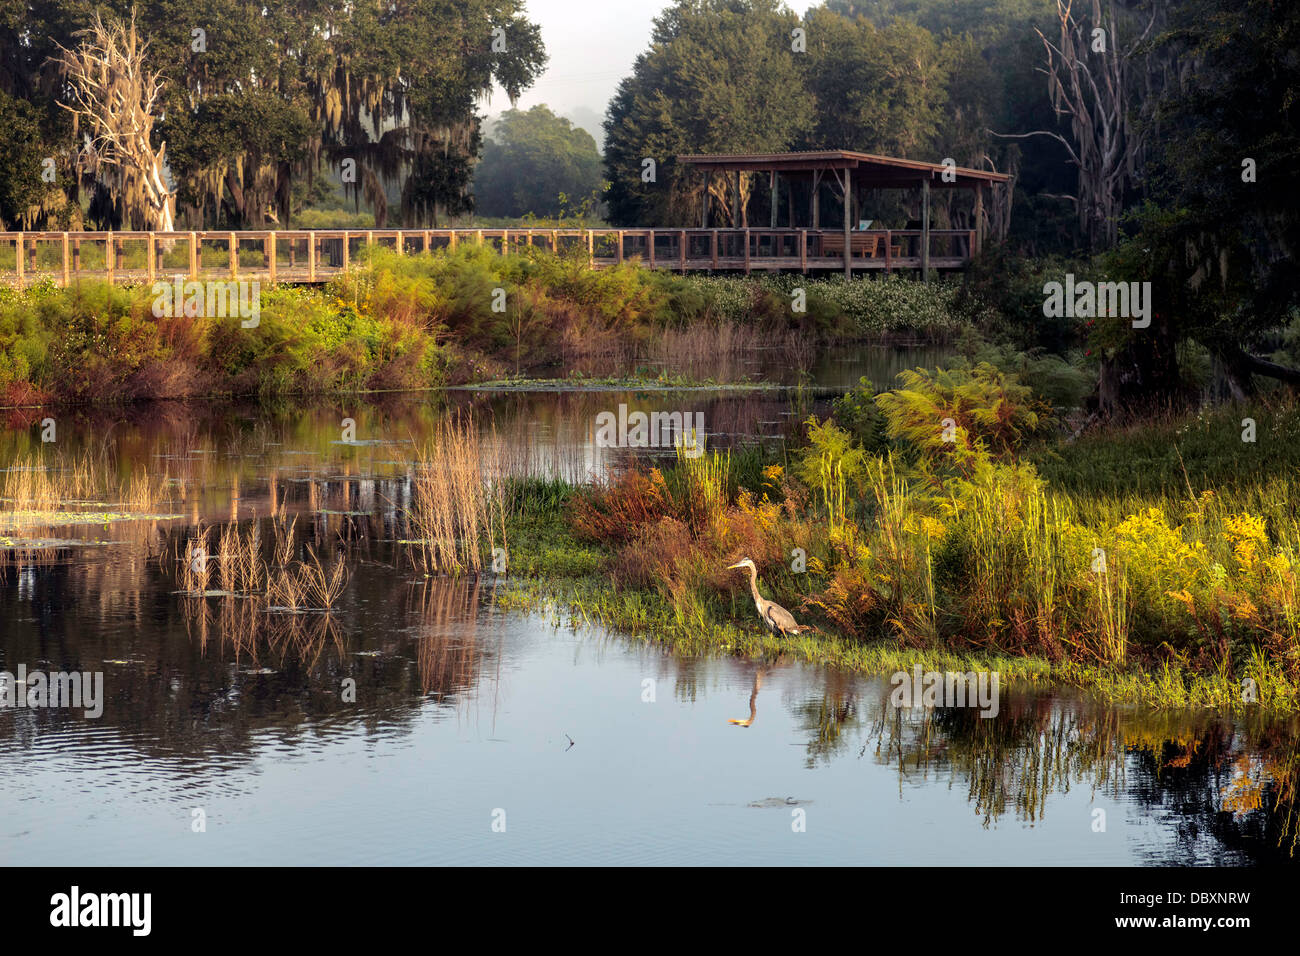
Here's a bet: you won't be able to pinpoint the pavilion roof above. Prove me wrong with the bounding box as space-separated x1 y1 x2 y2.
675 149 1010 188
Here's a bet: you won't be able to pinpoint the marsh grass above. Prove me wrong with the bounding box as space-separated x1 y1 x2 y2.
1 449 169 514
523 384 1300 710
405 414 509 574
174 515 349 611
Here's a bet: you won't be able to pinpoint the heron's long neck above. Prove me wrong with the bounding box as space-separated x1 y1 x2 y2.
747 566 763 606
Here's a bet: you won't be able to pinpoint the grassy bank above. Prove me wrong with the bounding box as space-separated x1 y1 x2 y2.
469 372 1300 712
492 472 1296 711
1 245 970 406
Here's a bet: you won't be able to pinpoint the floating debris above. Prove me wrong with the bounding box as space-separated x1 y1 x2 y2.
747 797 812 809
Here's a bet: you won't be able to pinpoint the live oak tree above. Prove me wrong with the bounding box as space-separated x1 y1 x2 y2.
3 0 547 229
0 89 70 229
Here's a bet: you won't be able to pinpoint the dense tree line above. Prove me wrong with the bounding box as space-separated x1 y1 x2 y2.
604 0 1300 404
604 0 1068 237
0 0 546 230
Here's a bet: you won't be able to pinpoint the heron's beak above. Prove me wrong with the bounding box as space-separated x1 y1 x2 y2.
726 561 744 570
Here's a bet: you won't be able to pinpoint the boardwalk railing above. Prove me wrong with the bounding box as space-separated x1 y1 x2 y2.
0 227 976 288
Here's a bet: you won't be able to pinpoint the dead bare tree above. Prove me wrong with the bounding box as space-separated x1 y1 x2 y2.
54 9 175 232
993 0 1158 249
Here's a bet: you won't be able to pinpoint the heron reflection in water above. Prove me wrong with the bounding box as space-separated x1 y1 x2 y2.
728 667 766 727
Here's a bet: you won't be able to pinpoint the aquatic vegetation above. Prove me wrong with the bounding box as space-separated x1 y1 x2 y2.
0 277 452 404
404 414 509 574
173 516 349 611
185 590 347 667
539 368 1300 710
0 449 170 515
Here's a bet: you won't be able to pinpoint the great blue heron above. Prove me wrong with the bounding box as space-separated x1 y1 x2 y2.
726 558 815 638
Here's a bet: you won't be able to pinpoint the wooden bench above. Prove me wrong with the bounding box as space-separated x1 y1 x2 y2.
820 233 880 258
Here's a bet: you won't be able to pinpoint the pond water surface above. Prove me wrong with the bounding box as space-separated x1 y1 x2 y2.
2 345 1297 866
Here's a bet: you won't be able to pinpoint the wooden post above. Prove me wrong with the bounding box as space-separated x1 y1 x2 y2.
268 232 277 282
189 232 198 278
342 233 350 271
365 231 373 264
811 170 821 229
616 230 624 263
647 230 655 268
308 232 316 282
423 230 431 254
743 227 751 275
551 229 558 253
476 229 484 247
679 230 686 272
799 230 807 274
62 233 70 286
105 232 113 284
884 229 892 274
710 230 718 270
769 170 777 229
229 232 238 277
289 236 297 268
15 232 24 289
842 168 852 279
921 177 931 283
587 229 594 268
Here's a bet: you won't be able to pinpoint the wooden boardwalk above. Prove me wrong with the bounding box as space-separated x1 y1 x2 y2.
0 227 977 288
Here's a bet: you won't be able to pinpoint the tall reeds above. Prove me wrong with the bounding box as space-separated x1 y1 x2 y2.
174 514 349 611
1 449 169 514
406 414 508 574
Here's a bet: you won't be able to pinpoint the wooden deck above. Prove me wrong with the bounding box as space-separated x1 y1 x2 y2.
0 227 977 288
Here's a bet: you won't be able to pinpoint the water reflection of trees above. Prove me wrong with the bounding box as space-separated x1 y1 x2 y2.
0 528 506 765
781 677 1300 863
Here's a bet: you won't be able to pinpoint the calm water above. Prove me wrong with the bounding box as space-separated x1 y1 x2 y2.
2 346 1297 866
